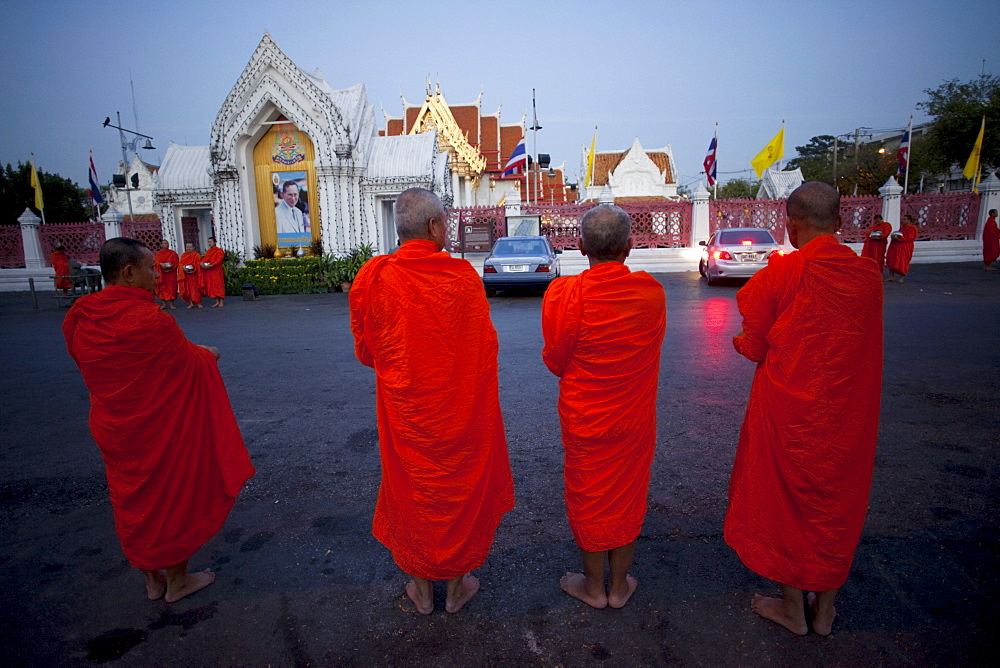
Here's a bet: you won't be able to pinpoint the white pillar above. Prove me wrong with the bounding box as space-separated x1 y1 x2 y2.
451 171 462 207
879 176 904 230
18 208 44 269
102 205 123 239
692 182 710 245
504 187 522 218
976 171 1000 239
599 185 615 205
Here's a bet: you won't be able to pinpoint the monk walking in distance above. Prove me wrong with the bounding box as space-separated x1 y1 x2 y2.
350 188 515 614
542 205 666 609
63 238 255 602
725 182 883 635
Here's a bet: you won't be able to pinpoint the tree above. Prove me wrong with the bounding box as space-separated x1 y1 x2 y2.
0 162 91 224
713 178 760 199
918 74 1000 174
786 135 840 183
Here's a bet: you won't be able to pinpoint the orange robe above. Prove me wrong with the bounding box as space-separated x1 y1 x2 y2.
154 248 179 301
178 251 203 305
724 235 883 591
860 221 891 271
885 223 918 275
201 246 226 299
542 262 666 552
62 285 255 570
349 238 515 580
51 250 71 289
983 215 999 265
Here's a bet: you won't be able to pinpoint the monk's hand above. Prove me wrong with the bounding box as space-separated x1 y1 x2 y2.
199 345 221 360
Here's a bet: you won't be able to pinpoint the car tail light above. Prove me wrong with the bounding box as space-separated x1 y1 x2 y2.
741 240 753 246
713 250 732 260
483 265 497 273
535 264 550 272
768 249 786 258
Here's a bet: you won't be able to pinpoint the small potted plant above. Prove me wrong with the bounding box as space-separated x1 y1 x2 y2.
340 243 374 293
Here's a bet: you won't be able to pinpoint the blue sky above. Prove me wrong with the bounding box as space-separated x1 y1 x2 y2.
1 0 996 194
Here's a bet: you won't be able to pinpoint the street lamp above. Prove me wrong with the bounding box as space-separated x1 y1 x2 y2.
529 89 541 205
103 112 155 223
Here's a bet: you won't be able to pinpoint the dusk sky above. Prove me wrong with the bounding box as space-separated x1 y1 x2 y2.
2 0 997 196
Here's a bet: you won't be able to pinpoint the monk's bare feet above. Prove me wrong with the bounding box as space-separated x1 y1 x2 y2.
164 569 215 603
607 574 638 609
197 303 204 308
445 574 479 613
169 303 177 309
159 305 168 310
751 594 808 635
143 569 166 600
405 579 434 615
807 592 836 636
885 276 894 282
186 303 195 309
897 277 904 283
560 572 608 609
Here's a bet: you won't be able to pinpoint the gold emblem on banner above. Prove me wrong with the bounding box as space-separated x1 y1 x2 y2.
272 124 305 165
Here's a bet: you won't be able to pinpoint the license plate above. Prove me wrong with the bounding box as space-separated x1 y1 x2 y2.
737 253 761 262
505 265 528 272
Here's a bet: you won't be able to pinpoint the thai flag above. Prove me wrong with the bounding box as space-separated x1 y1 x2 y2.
703 134 717 186
897 119 911 176
502 136 527 177
89 156 104 205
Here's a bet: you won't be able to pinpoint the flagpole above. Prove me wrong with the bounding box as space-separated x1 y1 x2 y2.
778 120 785 172
902 115 913 195
90 150 100 222
713 122 718 200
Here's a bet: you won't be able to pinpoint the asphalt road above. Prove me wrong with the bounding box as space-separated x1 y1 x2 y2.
1 262 998 666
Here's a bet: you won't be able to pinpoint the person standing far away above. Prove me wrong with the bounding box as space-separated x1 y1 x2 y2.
724 182 883 636
860 213 891 276
51 244 72 295
178 242 204 309
541 204 666 609
349 187 515 615
201 236 227 307
154 239 179 309
983 208 999 270
886 214 918 282
62 237 255 602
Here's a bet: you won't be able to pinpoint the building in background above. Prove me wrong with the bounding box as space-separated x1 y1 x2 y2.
578 137 679 202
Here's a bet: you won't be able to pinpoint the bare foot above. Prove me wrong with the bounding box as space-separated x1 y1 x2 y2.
405 579 434 615
143 569 166 600
445 574 480 613
169 303 177 309
751 593 808 635
186 304 195 309
607 574 638 609
159 305 168 311
197 304 204 309
164 569 215 603
897 277 904 283
560 572 608 609
885 276 894 282
807 592 836 636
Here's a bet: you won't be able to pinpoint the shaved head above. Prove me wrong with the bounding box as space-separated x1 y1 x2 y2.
395 188 446 241
786 182 840 233
100 237 150 282
581 205 632 262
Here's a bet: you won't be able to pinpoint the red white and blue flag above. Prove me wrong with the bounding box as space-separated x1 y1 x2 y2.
502 136 527 177
88 155 104 205
703 133 718 186
897 118 912 176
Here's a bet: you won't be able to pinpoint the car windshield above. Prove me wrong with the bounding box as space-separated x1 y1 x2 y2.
718 230 776 245
492 239 548 256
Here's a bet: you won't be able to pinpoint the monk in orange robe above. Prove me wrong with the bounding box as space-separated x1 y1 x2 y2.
350 188 514 615
860 214 891 273
542 205 666 610
51 245 72 293
178 242 204 308
725 182 883 636
886 214 918 282
154 239 179 309
982 208 999 270
200 236 226 307
63 237 255 602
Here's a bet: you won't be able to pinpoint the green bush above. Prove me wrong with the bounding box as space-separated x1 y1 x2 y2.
225 257 327 296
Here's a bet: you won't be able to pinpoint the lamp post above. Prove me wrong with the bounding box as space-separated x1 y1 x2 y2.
102 112 155 224
529 89 541 205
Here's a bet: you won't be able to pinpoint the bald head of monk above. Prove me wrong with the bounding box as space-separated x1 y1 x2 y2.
100 237 157 293
785 181 841 249
395 188 448 250
579 205 633 266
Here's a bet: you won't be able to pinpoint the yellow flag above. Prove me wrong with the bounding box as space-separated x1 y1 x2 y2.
30 161 44 211
585 127 597 187
751 126 785 178
962 116 985 181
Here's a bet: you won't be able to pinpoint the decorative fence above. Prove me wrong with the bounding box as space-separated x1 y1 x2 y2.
522 200 692 250
38 222 105 266
524 202 596 250
0 226 25 268
838 196 882 243
902 192 980 241
709 199 786 244
446 205 505 253
122 218 164 249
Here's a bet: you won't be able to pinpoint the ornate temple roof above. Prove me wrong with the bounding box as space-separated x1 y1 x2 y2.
157 143 212 191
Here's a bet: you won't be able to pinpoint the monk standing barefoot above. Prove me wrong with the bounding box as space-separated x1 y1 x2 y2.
542 205 666 610
350 189 514 615
63 238 255 602
725 183 883 636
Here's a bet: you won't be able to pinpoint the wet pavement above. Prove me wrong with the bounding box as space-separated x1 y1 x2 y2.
1 262 998 666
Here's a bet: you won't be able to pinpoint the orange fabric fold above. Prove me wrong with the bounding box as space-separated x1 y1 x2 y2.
860 221 891 270
178 251 203 305
984 215 1000 264
885 224 917 275
350 239 515 580
63 286 255 570
542 262 666 552
201 246 226 298
725 235 883 591
154 248 179 300
52 250 71 289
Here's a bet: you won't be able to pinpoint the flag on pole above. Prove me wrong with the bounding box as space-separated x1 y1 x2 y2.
89 154 104 205
703 130 718 186
962 116 985 188
897 118 912 176
751 126 785 178
585 127 597 187
501 135 527 177
30 159 44 211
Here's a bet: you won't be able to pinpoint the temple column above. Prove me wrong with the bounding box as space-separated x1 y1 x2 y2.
976 172 1000 239
18 208 43 269
101 205 123 240
452 171 462 207
691 183 710 245
879 176 904 230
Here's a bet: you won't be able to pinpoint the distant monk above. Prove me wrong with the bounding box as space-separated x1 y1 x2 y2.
725 182 883 636
154 239 179 309
860 214 891 273
51 245 71 294
200 236 226 307
886 214 918 282
63 237 255 602
983 209 999 270
542 205 666 609
350 188 515 615
179 242 204 309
